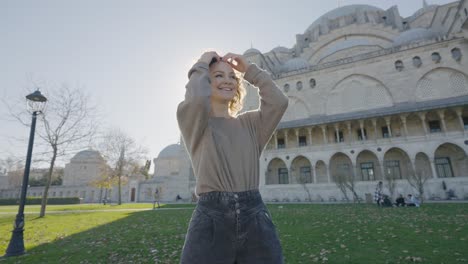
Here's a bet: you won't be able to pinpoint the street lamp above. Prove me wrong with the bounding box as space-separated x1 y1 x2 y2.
5 90 47 257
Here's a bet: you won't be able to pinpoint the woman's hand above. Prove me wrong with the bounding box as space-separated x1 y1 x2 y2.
222 53 250 73
198 51 221 64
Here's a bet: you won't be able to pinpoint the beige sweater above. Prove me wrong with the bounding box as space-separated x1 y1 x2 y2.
177 62 288 195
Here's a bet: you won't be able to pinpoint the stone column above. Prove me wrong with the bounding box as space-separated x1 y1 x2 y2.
346 121 352 144
400 114 409 139
284 130 289 148
334 124 340 143
321 125 328 144
326 164 331 183
384 117 392 138
307 127 313 146
437 110 447 135
295 128 300 147
372 118 378 142
454 107 465 135
418 112 428 137
312 164 317 183
380 160 386 181
359 120 366 140
273 132 278 149
430 159 438 179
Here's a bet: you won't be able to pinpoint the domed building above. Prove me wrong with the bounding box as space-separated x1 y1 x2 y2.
127 142 195 202
63 150 107 186
160 0 468 202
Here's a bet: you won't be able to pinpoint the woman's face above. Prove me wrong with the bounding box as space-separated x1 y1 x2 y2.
209 61 238 103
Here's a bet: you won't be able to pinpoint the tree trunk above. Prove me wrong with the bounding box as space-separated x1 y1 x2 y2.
301 183 312 202
118 174 122 205
40 147 57 217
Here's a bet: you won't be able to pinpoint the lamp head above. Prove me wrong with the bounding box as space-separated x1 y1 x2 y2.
26 90 47 113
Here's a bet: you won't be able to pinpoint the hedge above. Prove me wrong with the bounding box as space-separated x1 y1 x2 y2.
0 197 81 206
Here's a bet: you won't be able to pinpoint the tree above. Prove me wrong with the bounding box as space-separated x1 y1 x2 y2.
384 167 397 201
89 166 117 204
294 167 313 202
99 129 147 205
7 85 99 217
407 165 431 203
1 158 24 188
332 165 360 203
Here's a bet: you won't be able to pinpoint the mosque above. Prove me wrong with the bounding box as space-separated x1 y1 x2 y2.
1 0 468 203
151 0 468 202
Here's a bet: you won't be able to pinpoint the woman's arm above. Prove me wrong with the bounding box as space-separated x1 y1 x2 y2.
177 51 220 154
243 64 289 150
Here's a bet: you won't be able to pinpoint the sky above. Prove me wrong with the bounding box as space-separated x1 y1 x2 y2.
0 0 457 171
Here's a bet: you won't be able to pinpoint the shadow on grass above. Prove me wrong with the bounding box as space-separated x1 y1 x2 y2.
0 208 195 264
1 203 467 263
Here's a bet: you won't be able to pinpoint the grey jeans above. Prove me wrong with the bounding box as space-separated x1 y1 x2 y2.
180 190 283 264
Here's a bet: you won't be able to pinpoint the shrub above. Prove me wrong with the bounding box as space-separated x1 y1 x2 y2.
0 197 80 205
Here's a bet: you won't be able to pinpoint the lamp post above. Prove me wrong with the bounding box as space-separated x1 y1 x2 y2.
5 90 47 257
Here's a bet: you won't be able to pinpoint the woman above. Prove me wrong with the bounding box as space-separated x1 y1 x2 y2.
177 51 288 263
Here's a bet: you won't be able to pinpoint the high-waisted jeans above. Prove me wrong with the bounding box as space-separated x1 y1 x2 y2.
180 189 283 264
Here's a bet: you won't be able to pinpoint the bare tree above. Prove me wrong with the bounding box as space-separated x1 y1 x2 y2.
332 165 360 203
384 168 396 200
407 165 431 203
1 158 24 188
6 85 99 217
89 165 115 203
99 129 147 205
294 167 313 202
332 169 350 202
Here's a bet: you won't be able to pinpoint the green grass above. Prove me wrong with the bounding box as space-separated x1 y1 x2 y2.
0 203 467 263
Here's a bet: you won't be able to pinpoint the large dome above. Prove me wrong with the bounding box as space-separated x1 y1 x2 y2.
71 149 104 163
271 46 290 53
243 48 262 56
157 144 183 159
306 5 383 32
393 28 440 46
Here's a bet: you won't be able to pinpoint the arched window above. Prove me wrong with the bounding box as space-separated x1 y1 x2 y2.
296 81 303 91
309 78 316 88
451 48 462 62
432 52 441 63
395 60 404 71
283 83 290 93
412 56 422 68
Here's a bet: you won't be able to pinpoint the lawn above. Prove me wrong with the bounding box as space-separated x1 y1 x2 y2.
0 203 467 263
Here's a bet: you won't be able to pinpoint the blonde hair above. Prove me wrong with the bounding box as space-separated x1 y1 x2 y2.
228 75 246 116
209 60 246 116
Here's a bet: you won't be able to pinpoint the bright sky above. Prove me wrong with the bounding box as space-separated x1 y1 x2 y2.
0 0 456 169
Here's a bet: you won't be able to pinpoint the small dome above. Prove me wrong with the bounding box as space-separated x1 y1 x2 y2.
157 144 183 159
71 149 104 163
282 58 310 72
306 5 383 32
393 28 439 46
271 46 290 53
243 48 262 56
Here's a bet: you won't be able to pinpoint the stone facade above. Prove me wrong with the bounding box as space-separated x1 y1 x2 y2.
156 1 468 203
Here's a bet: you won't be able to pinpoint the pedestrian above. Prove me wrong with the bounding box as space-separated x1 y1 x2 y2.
177 51 288 263
374 181 383 206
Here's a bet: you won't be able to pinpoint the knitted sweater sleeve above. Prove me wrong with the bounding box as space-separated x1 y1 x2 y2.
176 62 211 154
242 64 289 151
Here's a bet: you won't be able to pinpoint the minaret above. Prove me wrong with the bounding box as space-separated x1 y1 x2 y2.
423 0 428 8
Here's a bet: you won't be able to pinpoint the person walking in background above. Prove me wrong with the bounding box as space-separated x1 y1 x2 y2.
374 181 383 206
177 51 288 263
